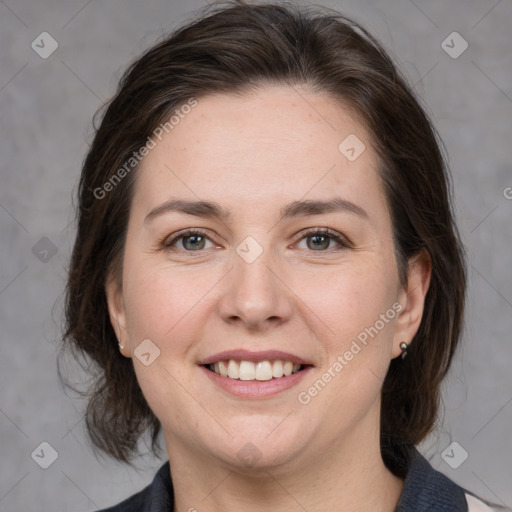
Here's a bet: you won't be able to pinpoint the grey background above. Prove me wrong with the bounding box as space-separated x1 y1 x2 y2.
1 0 511 510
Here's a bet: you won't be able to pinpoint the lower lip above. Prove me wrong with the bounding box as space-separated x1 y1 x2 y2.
200 365 312 399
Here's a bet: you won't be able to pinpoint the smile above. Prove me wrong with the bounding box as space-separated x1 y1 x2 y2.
198 349 313 398
206 359 305 381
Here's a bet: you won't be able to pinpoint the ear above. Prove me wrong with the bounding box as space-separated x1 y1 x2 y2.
105 271 130 356
392 250 432 358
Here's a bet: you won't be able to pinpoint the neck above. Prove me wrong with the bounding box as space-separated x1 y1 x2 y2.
166 407 404 512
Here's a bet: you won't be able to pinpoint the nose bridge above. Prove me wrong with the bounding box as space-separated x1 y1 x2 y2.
219 235 292 329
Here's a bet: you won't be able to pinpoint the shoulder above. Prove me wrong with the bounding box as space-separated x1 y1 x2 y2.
465 493 502 512
395 446 467 511
394 446 505 512
94 461 173 512
95 488 148 512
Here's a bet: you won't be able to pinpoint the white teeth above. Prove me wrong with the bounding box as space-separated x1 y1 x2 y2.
227 359 239 379
255 361 273 381
283 361 293 376
218 360 228 377
239 361 256 380
272 360 284 378
209 359 304 380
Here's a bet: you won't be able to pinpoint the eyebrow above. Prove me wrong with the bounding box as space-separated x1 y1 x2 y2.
144 197 368 225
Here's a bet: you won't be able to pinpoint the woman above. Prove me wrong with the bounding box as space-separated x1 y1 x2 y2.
61 2 507 511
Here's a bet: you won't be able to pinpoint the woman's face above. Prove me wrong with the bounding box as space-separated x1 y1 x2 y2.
107 86 429 471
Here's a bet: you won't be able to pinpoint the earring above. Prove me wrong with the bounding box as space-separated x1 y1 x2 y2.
399 342 408 360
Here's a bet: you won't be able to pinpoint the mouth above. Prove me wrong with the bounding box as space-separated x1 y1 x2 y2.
203 359 311 381
197 349 314 388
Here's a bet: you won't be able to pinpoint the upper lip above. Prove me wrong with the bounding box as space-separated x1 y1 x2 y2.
198 349 313 366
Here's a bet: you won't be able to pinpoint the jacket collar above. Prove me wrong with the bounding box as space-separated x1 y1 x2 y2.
394 446 468 511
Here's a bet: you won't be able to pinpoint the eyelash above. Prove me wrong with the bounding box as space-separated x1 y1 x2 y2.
161 228 351 254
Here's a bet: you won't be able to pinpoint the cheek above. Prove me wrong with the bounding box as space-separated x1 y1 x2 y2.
291 257 398 408
121 261 215 432
291 256 398 344
122 256 218 345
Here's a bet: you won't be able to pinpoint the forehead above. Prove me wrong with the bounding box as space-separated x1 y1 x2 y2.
133 86 387 222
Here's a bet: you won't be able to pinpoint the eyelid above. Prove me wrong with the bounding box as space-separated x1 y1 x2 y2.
293 227 352 250
161 226 352 253
161 228 216 250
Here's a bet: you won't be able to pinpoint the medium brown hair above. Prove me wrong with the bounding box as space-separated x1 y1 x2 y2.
61 0 467 471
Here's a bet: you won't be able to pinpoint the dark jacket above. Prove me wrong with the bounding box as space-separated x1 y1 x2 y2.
96 447 494 512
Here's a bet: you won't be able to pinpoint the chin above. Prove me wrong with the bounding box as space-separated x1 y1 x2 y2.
206 420 312 473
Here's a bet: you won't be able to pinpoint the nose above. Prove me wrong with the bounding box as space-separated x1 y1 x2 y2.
217 246 293 332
